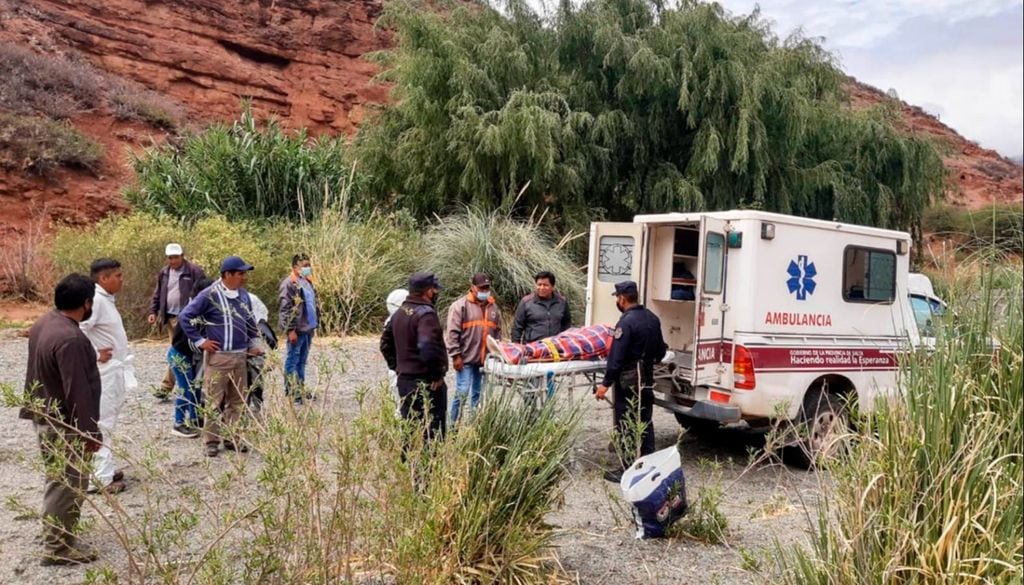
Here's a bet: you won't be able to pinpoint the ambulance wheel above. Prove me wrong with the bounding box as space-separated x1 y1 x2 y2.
674 413 719 436
786 389 847 469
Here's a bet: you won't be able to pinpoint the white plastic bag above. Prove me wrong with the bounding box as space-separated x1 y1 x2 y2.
620 445 688 539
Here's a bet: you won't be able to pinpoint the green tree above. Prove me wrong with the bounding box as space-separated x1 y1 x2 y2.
355 0 945 235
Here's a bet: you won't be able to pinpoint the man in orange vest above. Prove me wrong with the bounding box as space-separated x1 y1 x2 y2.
445 273 502 424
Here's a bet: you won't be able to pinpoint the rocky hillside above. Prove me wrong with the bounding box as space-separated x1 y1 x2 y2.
846 78 1022 211
0 0 1020 242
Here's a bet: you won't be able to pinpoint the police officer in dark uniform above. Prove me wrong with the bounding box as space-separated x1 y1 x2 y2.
381 272 449 442
595 280 667 482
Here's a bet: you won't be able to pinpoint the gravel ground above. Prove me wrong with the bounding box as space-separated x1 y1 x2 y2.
0 335 822 584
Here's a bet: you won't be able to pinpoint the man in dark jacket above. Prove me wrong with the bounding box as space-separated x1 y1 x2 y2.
147 243 206 399
20 273 103 565
511 271 572 343
380 272 449 442
595 281 667 482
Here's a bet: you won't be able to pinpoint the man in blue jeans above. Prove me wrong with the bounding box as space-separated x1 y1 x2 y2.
445 273 502 424
279 253 319 403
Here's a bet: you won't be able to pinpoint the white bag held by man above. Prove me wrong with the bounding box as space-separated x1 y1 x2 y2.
620 445 688 539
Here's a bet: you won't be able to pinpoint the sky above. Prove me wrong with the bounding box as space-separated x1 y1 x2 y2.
719 0 1024 157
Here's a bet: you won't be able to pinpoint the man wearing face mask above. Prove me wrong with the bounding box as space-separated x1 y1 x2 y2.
594 280 667 483
278 253 319 403
20 274 102 565
380 272 449 441
445 273 502 424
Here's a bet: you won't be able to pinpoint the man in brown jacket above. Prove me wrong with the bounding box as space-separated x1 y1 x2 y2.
20 273 103 566
445 273 502 424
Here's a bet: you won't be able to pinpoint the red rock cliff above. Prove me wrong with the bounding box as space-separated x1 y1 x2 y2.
2 0 389 134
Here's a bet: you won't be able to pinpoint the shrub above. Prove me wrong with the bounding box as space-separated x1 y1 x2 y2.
0 43 105 119
51 213 183 336
0 113 105 175
127 106 359 222
923 203 1023 254
774 262 1023 584
109 81 186 130
49 211 419 336
423 207 586 323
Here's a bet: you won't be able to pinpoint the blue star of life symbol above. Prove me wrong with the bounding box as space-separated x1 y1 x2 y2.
786 255 817 301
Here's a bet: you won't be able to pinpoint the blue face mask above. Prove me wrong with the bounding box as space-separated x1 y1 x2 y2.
299 266 313 278
476 291 490 301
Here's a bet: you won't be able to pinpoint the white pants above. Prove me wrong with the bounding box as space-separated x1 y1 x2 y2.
90 357 136 489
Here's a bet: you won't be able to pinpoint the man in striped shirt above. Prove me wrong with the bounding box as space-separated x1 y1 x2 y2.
178 256 263 458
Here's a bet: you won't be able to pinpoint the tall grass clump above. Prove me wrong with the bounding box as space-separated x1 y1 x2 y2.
371 390 581 583
127 106 357 222
424 207 585 319
775 260 1023 584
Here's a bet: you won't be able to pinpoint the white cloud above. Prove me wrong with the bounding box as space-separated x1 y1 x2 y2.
721 0 1024 155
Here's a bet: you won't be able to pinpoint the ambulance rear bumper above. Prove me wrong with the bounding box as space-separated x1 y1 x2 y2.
654 398 742 423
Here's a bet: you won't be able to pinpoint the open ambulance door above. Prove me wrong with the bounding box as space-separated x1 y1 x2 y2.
692 216 730 386
586 222 646 327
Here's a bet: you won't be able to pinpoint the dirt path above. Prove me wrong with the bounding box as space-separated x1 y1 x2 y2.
0 336 821 584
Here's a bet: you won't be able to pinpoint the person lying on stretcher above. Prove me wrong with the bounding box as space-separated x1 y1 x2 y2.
486 324 615 365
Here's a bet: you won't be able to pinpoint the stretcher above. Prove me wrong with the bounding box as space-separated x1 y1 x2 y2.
482 351 679 404
483 356 606 403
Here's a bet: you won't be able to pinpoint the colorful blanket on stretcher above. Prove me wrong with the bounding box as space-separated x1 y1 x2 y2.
488 325 614 365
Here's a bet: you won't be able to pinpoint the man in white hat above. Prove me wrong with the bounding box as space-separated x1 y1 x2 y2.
147 243 206 400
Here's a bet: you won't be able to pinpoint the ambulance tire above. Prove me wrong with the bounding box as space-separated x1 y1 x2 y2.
674 413 719 436
786 389 847 469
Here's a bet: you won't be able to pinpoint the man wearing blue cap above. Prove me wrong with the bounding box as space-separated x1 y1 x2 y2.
380 271 449 442
595 280 667 482
178 256 264 457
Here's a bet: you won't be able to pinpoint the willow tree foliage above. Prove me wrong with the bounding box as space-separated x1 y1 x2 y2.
356 0 945 234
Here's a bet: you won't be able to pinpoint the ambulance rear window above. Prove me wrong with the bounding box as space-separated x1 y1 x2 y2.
842 246 896 303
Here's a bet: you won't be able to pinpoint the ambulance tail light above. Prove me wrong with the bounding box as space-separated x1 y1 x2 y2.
733 345 756 390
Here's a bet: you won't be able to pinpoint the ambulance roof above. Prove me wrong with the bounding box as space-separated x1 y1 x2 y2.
631 210 911 241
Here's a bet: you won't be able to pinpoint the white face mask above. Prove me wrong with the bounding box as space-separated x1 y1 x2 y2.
476 291 490 301
222 287 240 299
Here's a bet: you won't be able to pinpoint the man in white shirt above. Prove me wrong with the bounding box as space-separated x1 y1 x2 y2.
80 258 137 493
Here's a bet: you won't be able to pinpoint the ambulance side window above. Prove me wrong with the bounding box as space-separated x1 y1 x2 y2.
910 295 935 337
842 246 896 303
703 232 725 294
598 235 635 283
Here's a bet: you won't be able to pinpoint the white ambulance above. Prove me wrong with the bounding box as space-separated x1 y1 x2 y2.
585 210 940 465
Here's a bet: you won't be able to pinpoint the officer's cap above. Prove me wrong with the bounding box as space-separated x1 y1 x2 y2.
612 280 638 296
409 271 442 291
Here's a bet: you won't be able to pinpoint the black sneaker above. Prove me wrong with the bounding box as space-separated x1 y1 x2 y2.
171 424 200 439
205 443 219 457
223 441 249 453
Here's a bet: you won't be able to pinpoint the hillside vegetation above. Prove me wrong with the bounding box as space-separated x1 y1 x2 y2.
354 0 945 236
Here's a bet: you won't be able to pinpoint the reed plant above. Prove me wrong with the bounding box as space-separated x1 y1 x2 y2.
423 206 586 322
127 106 356 222
774 259 1023 584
